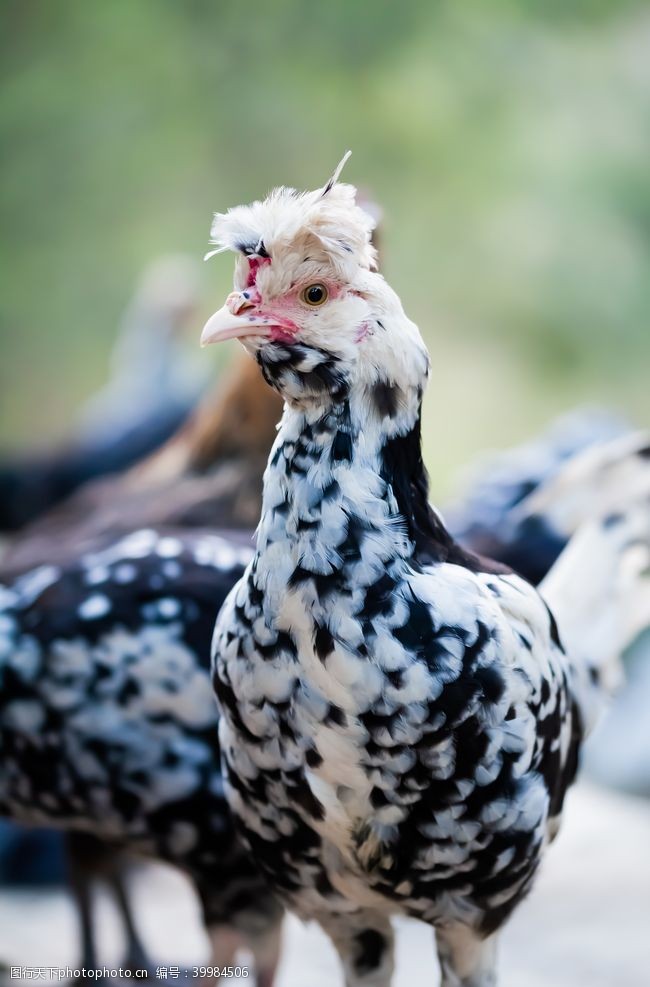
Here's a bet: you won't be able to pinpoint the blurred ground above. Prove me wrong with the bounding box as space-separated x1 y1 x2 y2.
0 783 648 986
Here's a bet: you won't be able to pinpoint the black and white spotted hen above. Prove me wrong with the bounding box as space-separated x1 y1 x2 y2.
203 156 650 986
0 527 282 984
445 407 633 585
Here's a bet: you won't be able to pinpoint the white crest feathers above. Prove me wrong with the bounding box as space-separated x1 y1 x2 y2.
204 151 377 274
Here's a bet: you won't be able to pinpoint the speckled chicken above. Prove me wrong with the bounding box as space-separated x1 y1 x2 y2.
445 407 633 585
0 527 282 984
203 157 650 987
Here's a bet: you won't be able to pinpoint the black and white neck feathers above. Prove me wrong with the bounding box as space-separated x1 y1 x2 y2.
255 338 504 583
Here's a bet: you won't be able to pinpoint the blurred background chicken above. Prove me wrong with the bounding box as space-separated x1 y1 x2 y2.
0 524 283 984
1 355 281 575
0 350 283 978
444 407 633 584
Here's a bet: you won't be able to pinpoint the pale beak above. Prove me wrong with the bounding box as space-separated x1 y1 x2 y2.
200 292 269 347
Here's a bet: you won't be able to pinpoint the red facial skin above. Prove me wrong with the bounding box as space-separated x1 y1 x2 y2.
242 257 354 345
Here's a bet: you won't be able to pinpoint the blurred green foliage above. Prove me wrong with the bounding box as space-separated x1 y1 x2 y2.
1 0 649 492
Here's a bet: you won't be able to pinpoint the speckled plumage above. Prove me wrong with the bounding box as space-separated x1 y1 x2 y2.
213 386 580 982
0 527 282 968
205 162 650 986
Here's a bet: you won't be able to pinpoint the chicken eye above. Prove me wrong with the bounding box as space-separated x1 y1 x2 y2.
302 283 328 306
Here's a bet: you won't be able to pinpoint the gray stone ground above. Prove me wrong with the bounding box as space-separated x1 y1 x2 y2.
0 783 648 987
